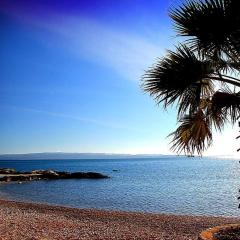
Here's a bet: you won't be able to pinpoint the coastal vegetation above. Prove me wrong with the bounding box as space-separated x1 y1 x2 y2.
142 0 240 155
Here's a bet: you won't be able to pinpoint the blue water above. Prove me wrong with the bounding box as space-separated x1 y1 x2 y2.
0 157 240 217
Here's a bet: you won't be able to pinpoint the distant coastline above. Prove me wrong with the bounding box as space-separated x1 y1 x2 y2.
0 152 238 160
0 152 176 160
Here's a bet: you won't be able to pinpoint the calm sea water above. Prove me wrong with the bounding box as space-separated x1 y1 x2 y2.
0 157 240 217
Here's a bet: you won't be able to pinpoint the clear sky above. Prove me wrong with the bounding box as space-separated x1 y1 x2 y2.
0 0 239 156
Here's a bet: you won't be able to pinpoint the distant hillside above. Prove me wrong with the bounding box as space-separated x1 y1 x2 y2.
0 152 174 160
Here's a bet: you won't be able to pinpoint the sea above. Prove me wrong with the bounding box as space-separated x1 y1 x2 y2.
0 156 240 217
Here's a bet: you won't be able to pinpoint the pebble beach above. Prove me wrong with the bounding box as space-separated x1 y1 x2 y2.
0 199 240 240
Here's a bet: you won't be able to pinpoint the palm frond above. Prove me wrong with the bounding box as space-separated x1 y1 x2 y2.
142 0 240 155
170 0 240 58
225 0 240 55
142 45 214 118
211 90 240 124
169 110 212 155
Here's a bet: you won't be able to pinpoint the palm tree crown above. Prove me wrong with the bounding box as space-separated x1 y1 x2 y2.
142 0 240 155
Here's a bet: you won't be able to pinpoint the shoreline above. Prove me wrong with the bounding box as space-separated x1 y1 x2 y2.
1 198 240 239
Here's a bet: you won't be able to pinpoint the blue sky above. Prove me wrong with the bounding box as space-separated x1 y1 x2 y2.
0 0 238 156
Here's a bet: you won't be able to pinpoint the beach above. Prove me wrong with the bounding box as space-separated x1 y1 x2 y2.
0 199 239 240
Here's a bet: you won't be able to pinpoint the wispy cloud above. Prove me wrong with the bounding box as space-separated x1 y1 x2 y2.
43 16 163 81
3 105 145 133
2 7 163 81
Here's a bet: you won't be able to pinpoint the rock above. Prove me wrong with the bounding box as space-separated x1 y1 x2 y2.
43 170 59 177
68 172 85 178
0 169 109 182
2 175 27 182
64 172 109 179
31 170 59 179
31 170 45 174
0 168 16 174
85 172 109 179
57 171 71 178
31 170 58 175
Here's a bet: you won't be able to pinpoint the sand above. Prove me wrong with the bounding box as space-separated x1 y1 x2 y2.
0 199 239 240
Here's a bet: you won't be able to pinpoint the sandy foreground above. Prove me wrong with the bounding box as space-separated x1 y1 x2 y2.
0 199 239 240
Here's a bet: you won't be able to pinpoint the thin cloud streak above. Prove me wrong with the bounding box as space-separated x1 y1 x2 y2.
3 105 145 133
2 7 164 81
45 15 164 81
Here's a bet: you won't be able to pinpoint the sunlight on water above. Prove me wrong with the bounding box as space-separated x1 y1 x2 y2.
0 157 240 217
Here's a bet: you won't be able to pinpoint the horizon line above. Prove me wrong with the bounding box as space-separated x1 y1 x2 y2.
0 151 239 158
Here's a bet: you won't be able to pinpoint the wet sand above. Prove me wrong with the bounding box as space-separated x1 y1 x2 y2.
0 199 239 240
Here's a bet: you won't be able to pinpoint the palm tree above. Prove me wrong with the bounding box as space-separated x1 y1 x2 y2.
142 0 240 155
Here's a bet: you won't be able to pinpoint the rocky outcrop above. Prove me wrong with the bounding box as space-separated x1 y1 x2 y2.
0 169 109 182
0 168 16 174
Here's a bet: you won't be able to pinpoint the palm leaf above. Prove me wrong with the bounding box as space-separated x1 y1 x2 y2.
170 0 240 59
142 0 240 155
211 90 240 124
142 45 214 118
169 110 212 155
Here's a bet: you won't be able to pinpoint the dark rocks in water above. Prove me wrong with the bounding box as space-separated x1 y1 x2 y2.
0 169 109 182
74 172 110 179
1 175 40 182
31 170 58 175
0 168 16 174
